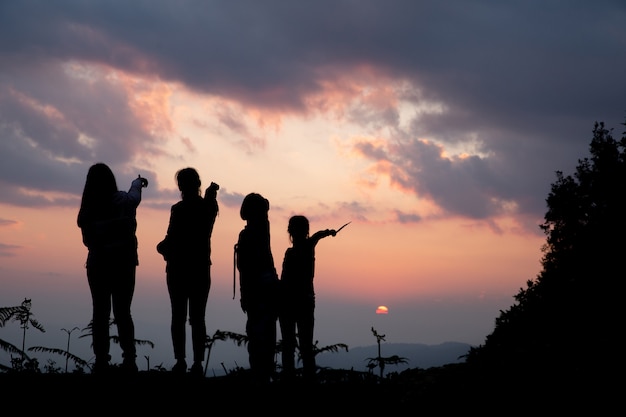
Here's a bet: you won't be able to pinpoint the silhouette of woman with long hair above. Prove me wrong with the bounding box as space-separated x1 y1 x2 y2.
77 162 147 374
279 215 336 381
157 168 219 376
235 192 279 384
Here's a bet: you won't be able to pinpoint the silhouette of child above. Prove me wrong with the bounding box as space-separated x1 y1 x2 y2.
278 215 336 381
157 167 219 376
235 192 280 384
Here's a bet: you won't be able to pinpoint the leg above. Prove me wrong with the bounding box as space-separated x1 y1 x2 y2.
189 269 210 364
298 301 316 380
259 305 278 382
167 272 188 364
87 266 112 369
278 309 296 377
246 309 262 376
246 304 277 384
111 264 137 370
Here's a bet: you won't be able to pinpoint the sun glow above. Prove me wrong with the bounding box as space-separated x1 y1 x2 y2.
376 305 389 314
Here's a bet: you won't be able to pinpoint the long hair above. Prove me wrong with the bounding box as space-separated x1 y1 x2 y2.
77 163 118 226
176 167 201 200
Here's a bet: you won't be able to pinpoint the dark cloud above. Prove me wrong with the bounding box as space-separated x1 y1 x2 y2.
0 218 18 227
0 0 624 224
0 242 21 257
215 188 245 210
394 210 421 224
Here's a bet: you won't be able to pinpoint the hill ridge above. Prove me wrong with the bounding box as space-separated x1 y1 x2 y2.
315 341 472 374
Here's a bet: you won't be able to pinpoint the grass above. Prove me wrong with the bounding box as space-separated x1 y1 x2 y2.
1 362 614 413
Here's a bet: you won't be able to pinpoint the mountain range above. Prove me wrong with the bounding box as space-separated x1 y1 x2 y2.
315 341 472 374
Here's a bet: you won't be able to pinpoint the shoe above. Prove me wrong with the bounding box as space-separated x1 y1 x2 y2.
190 362 203 377
172 359 187 374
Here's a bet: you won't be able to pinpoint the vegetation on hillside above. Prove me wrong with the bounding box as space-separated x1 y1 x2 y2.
464 119 625 389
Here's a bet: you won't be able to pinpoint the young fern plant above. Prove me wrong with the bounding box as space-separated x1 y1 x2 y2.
366 326 408 379
0 298 45 372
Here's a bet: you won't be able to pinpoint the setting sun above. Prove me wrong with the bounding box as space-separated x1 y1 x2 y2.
376 306 389 314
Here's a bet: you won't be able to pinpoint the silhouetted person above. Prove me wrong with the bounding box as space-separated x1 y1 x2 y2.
235 193 279 384
278 215 336 381
157 168 219 376
77 162 147 374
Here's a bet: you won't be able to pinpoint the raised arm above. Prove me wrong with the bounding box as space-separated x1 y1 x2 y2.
310 228 336 246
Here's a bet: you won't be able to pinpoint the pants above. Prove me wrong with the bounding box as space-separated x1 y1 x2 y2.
87 261 136 364
279 296 315 378
167 267 211 363
245 301 278 383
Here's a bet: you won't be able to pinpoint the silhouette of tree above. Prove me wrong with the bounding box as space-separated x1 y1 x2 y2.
366 327 408 379
465 119 626 381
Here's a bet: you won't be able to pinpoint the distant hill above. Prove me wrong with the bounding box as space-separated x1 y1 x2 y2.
315 341 472 374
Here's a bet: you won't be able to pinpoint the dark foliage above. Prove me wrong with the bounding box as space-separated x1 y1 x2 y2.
0 365 487 413
465 119 626 389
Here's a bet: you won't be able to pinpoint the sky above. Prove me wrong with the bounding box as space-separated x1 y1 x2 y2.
1 1 626 373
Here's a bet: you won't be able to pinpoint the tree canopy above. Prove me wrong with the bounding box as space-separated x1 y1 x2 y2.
466 119 626 379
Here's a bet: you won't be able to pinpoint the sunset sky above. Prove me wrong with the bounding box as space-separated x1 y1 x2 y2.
2 1 625 372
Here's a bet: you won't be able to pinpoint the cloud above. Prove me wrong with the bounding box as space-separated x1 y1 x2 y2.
394 210 421 224
0 242 21 257
0 218 18 227
0 0 624 227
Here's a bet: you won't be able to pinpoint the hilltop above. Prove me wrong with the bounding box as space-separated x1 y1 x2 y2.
1 361 613 414
315 341 471 373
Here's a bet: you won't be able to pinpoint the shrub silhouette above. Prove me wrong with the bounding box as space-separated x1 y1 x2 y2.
465 119 626 383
